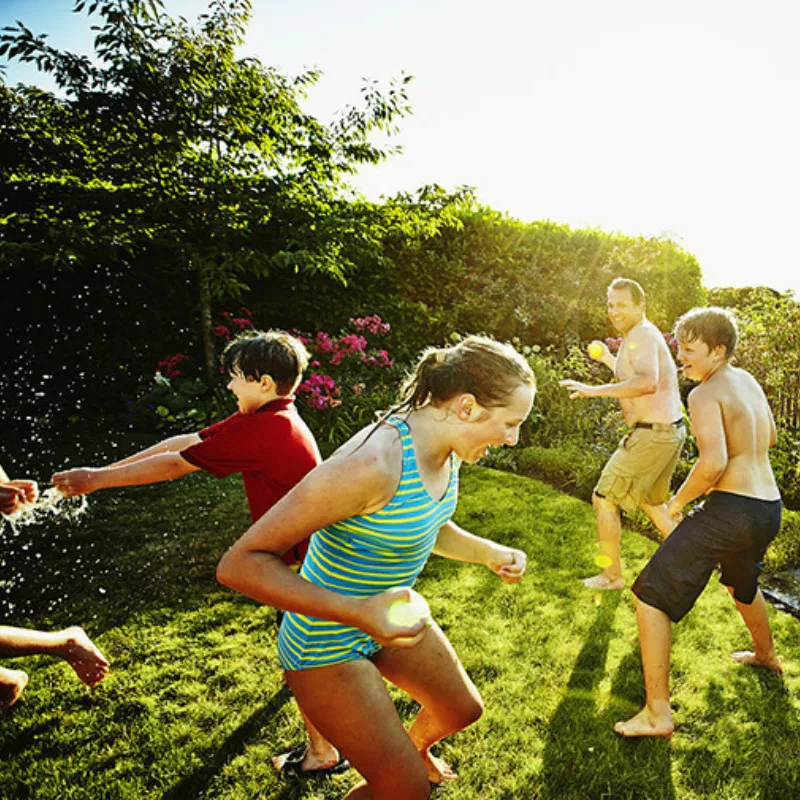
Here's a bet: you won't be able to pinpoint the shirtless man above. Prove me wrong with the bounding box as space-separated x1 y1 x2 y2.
560 278 685 590
615 306 782 738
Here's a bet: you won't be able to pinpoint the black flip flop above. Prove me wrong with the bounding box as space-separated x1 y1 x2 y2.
277 743 350 778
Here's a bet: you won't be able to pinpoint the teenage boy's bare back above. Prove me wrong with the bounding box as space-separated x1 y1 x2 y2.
685 366 780 501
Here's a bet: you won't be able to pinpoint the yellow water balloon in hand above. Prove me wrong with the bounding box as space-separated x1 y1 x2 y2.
587 342 604 359
386 592 431 629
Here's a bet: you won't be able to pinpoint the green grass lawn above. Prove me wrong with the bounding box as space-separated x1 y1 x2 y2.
2 464 799 799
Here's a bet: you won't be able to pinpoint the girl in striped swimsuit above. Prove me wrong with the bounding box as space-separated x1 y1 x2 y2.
218 336 536 799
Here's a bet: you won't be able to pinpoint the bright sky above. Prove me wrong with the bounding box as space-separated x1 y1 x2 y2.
3 0 799 296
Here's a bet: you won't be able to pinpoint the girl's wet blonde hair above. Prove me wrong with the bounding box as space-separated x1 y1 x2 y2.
374 335 535 429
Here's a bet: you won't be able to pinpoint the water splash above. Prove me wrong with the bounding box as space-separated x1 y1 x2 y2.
2 487 88 530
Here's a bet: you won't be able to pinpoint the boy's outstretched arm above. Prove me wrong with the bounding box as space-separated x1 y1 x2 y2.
105 433 202 468
52 452 199 497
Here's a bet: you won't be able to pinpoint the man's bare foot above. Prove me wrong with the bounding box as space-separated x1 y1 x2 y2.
731 650 783 674
614 706 674 738
0 667 29 711
582 574 624 591
423 751 458 784
60 627 110 687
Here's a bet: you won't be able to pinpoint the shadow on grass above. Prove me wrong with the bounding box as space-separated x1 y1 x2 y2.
682 663 800 800
511 590 622 798
160 685 293 800
528 590 676 800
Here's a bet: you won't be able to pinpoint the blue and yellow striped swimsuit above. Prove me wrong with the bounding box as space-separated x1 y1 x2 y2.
277 416 459 671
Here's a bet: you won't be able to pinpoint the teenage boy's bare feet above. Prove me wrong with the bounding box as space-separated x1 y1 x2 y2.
582 574 624 591
614 706 674 738
0 668 29 711
60 627 110 687
423 751 458 784
731 650 783 674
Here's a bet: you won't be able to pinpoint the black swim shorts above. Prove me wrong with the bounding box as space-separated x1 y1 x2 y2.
632 490 782 623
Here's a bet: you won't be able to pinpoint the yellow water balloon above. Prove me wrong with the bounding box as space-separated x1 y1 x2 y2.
594 554 613 569
387 594 430 629
587 342 604 359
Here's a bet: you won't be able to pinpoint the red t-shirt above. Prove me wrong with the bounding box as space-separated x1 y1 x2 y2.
180 397 321 565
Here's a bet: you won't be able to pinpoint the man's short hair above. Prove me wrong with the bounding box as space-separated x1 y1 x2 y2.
608 277 646 306
222 330 309 395
674 306 738 358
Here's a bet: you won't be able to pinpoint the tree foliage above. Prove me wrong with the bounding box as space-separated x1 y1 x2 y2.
1 0 424 423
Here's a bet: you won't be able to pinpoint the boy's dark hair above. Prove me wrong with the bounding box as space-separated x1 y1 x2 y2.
674 306 738 358
608 277 646 306
222 330 309 396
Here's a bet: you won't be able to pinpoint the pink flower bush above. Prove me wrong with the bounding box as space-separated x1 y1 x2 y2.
294 315 396 413
350 315 391 335
213 308 253 342
297 373 342 410
157 352 189 379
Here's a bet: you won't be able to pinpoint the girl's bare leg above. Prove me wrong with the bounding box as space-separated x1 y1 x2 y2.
372 623 483 784
286 659 430 800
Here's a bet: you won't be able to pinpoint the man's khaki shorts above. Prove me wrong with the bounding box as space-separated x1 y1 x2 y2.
594 423 686 513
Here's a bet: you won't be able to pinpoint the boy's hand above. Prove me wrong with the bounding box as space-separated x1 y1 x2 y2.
666 497 684 522
487 544 527 584
0 480 38 514
52 468 99 497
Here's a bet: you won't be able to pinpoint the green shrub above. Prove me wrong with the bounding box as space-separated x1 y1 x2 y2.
765 508 800 573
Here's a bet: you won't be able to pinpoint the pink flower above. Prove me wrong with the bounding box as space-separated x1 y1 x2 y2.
214 325 231 341
156 352 190 380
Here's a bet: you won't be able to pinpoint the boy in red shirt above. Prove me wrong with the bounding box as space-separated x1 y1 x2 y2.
53 330 346 775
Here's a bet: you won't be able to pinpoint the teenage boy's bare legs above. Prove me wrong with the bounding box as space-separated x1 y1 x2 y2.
615 599 675 737
583 494 624 590
728 588 782 673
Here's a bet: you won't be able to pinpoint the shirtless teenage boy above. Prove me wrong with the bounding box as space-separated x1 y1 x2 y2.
615 306 783 738
560 278 685 590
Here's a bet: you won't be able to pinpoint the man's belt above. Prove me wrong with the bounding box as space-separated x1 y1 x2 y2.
633 419 685 431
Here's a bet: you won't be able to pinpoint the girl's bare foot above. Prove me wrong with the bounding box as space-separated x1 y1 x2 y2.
614 706 674 738
271 742 344 774
423 750 458 784
731 650 782 674
60 627 110 687
0 667 29 711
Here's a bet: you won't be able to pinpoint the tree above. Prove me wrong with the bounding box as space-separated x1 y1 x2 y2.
1 0 413 384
